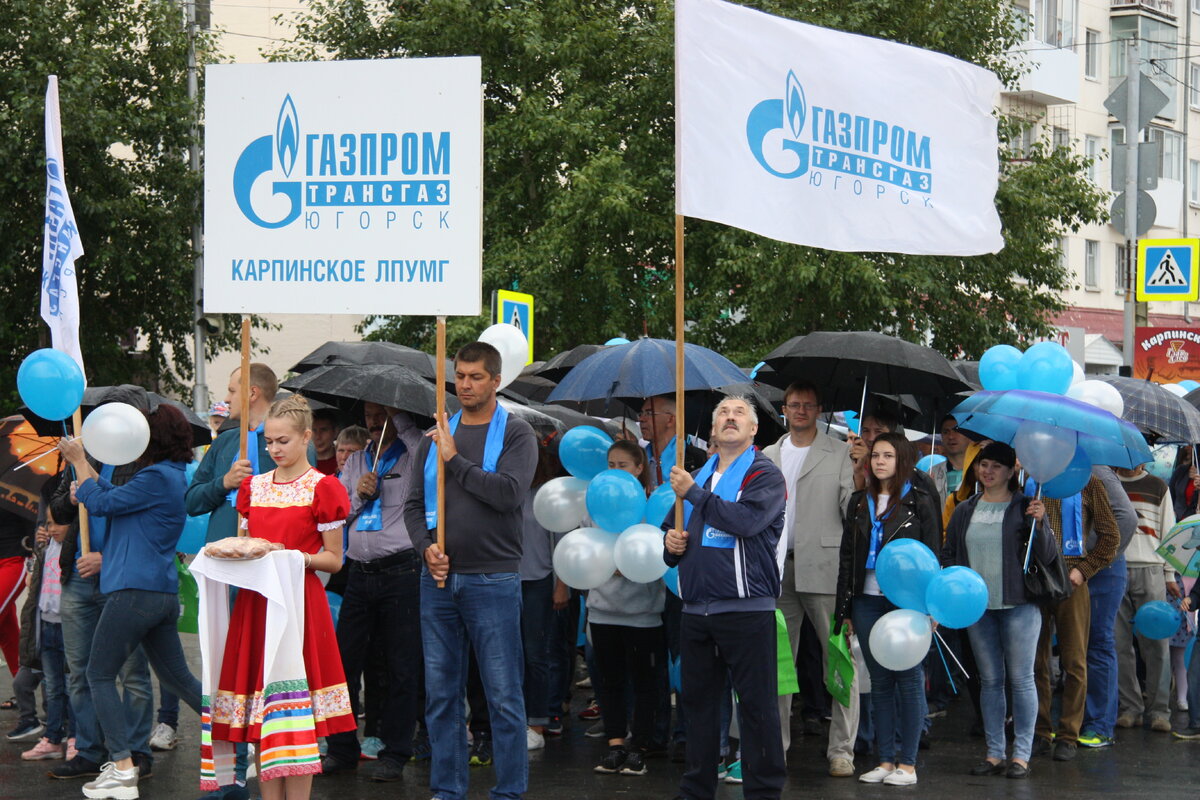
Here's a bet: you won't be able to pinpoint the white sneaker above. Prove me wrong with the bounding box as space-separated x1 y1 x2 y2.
148 722 178 751
245 743 258 779
82 762 139 799
883 768 918 786
526 727 545 751
858 766 893 783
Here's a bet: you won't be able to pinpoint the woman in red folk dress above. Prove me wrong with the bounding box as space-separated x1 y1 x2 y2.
212 394 356 800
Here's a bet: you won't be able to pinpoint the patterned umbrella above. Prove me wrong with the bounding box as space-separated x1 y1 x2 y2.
1158 514 1200 577
0 415 63 520
1094 376 1200 444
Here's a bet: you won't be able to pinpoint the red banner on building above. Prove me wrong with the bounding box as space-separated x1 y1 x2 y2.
1134 326 1200 382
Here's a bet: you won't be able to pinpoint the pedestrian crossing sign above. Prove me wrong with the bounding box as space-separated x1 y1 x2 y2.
494 290 534 364
1137 239 1199 302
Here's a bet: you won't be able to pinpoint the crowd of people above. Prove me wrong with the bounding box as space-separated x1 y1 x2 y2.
1 344 1198 800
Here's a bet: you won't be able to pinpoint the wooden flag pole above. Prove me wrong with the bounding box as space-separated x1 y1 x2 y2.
236 315 250 537
674 214 686 532
435 316 448 588
72 407 91 554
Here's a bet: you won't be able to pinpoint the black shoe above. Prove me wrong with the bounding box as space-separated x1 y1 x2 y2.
319 755 358 775
1052 740 1077 762
620 750 648 776
594 747 627 774
410 730 431 761
468 735 492 767
368 758 405 782
919 730 931 750
48 755 102 779
803 717 824 736
134 751 153 779
969 760 1006 776
669 740 687 764
6 719 44 741
1031 736 1052 757
641 740 668 759
1007 761 1031 779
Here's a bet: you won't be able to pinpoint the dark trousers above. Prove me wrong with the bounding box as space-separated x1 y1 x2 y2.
679 610 785 800
520 575 554 727
327 554 421 765
590 623 664 746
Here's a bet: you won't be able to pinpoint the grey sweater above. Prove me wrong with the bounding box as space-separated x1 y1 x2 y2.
404 411 538 574
587 574 666 628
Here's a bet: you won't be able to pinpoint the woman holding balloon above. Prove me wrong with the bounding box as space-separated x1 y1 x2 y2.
942 442 1051 779
835 432 941 787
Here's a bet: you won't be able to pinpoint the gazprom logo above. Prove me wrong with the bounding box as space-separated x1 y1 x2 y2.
232 95 453 230
746 71 933 194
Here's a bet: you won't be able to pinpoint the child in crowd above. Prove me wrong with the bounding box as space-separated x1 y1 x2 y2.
334 425 369 473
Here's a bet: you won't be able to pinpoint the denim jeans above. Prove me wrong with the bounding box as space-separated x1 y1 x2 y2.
1083 556 1126 738
41 621 72 743
157 687 180 728
520 574 554 727
61 575 154 763
966 603 1041 762
86 589 202 761
853 594 924 767
421 571 527 800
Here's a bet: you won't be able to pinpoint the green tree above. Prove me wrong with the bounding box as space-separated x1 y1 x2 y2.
282 0 1107 363
0 0 238 405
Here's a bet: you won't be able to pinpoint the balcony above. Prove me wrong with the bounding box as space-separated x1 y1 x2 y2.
1003 40 1080 106
1111 0 1176 20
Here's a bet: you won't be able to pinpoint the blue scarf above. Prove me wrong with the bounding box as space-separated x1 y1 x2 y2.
647 436 678 486
865 482 911 569
684 445 756 549
423 404 509 528
356 438 407 532
225 423 265 506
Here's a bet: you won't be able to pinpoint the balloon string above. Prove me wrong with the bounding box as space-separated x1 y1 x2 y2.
932 629 957 694
933 627 970 679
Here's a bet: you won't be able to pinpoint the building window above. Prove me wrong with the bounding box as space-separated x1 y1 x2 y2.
1085 135 1100 183
1192 64 1200 109
1052 127 1070 150
1085 29 1100 79
1058 237 1069 273
1191 160 1200 204
1085 240 1099 288
1116 244 1129 292
1149 128 1185 181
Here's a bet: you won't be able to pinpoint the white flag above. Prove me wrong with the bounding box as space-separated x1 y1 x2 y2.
41 75 85 373
676 0 1004 256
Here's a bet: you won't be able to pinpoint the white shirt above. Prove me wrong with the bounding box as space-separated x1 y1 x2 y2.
779 437 811 550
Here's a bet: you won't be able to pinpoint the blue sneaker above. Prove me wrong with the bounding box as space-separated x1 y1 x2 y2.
724 759 743 784
1078 730 1113 748
360 736 384 760
410 731 431 761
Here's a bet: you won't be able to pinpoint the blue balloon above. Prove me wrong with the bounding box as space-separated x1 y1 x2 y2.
559 425 613 480
1017 341 1074 395
875 539 940 613
663 566 680 598
749 361 766 379
1133 601 1181 640
645 483 676 527
604 337 630 346
978 345 1022 391
925 566 989 629
586 469 648 532
17 348 85 421
916 454 947 473
1039 447 1092 499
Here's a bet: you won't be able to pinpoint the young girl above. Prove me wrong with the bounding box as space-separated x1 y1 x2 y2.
587 440 665 777
212 394 356 800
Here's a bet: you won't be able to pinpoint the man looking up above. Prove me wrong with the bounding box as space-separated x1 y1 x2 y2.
406 342 538 800
664 395 787 800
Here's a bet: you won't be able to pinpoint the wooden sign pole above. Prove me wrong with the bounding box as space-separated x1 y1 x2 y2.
236 315 250 536
436 316 447 588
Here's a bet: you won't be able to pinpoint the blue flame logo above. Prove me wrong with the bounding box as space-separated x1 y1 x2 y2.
785 71 805 140
746 73 810 180
276 95 299 179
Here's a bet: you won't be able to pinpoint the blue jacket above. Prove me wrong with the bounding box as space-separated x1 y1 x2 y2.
663 449 786 615
76 461 188 595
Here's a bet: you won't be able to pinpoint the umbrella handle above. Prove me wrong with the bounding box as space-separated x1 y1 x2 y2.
1023 485 1042 573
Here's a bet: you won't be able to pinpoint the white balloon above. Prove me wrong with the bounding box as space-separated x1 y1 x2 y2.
552 527 617 590
533 477 590 533
1163 383 1189 397
80 402 150 466
868 609 932 671
613 523 669 583
478 323 529 391
1066 380 1125 418
1071 360 1085 386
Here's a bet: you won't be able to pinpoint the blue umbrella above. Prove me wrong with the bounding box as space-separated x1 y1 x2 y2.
950 390 1152 469
547 338 749 404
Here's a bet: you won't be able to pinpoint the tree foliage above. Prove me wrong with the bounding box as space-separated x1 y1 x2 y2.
0 0 238 405
282 0 1107 363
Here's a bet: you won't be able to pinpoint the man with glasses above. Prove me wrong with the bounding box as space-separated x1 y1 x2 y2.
762 381 858 777
639 396 705 489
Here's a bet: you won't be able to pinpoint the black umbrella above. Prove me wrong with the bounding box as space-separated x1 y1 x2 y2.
534 344 608 382
21 385 211 447
281 364 459 422
760 332 970 411
290 340 452 385
952 361 982 391
1094 376 1200 444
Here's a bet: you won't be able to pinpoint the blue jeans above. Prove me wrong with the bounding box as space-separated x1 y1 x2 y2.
87 589 202 761
41 621 72 743
853 594 924 767
61 576 154 763
421 571 527 800
1083 556 1126 738
158 688 180 728
521 575 554 727
967 603 1041 762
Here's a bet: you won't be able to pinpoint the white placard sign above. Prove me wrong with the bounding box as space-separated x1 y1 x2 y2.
204 58 482 315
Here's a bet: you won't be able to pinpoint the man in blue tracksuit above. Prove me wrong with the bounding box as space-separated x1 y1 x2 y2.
664 395 787 800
